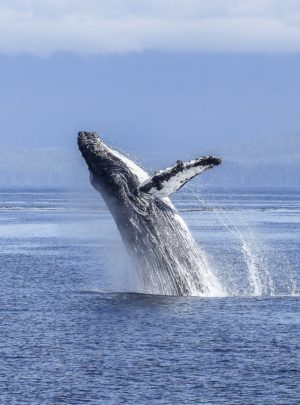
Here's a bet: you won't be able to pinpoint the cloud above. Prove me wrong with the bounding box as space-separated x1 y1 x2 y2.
1 0 300 54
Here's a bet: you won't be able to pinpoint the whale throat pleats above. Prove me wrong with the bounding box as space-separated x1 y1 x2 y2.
138 156 221 198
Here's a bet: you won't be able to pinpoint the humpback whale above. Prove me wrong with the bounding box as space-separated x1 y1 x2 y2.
78 131 224 296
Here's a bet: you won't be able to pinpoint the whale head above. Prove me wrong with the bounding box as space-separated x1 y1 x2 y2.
78 131 149 199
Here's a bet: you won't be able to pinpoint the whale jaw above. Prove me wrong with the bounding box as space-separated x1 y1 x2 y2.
78 131 149 187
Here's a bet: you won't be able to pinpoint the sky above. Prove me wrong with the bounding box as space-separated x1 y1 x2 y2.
0 0 299 187
1 0 300 54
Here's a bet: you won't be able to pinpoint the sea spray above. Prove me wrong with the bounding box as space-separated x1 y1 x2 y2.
216 215 275 296
186 186 298 296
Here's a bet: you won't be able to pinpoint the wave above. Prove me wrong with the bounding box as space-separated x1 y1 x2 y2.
1 205 299 213
78 289 300 299
178 207 300 213
0 206 64 211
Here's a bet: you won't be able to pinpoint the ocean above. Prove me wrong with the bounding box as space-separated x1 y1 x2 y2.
0 187 299 404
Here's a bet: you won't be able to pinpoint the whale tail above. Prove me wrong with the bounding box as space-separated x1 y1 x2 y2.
138 156 221 198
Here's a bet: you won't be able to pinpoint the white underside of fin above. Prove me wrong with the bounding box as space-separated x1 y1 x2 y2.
144 165 208 198
139 158 213 198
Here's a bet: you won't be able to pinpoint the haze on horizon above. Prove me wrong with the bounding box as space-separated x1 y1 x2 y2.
0 0 299 187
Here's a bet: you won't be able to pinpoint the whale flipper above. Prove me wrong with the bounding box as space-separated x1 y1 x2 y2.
138 156 221 198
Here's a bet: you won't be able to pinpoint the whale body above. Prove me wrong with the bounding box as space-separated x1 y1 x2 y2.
78 131 224 296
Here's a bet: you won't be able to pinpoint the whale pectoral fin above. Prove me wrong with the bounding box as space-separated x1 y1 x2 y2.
138 156 222 198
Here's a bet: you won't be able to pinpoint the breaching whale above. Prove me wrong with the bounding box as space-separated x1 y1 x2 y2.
78 131 224 296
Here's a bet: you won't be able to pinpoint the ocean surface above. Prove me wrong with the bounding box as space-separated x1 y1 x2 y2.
0 186 299 404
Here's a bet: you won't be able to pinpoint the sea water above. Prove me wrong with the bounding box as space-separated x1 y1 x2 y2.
0 187 299 404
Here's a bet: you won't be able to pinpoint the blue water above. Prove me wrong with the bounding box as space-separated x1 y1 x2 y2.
0 187 299 404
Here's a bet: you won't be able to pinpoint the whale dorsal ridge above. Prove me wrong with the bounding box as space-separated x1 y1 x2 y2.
138 156 221 198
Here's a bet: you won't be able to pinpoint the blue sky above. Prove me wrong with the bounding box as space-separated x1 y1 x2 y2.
0 1 299 186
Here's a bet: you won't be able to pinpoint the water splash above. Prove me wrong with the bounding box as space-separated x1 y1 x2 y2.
216 213 274 296
187 188 298 297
